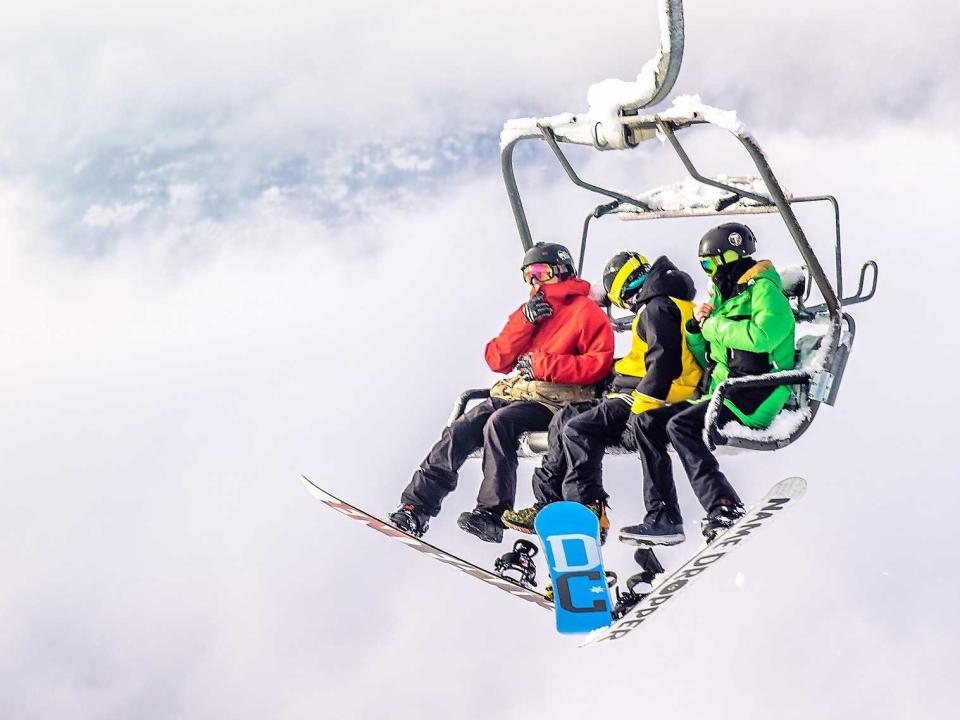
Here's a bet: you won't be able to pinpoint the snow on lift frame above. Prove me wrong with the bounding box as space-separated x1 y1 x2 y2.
450 0 878 454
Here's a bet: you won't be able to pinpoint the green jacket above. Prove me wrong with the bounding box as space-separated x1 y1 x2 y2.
686 260 796 428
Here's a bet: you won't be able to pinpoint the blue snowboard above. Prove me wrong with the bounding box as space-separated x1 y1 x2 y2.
535 502 613 634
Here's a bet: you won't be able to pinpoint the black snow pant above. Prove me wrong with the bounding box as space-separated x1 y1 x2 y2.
400 397 554 517
628 399 742 522
531 397 632 506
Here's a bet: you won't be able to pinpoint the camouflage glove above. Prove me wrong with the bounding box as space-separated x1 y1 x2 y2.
515 354 536 380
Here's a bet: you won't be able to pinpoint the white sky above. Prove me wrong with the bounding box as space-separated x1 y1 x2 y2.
1 2 959 718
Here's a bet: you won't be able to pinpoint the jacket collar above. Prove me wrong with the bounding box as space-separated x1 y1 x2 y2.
533 277 591 302
737 259 774 285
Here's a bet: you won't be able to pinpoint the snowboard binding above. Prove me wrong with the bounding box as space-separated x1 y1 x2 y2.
612 548 665 619
494 539 539 588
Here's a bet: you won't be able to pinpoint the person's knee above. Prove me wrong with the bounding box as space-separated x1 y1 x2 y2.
561 415 590 443
632 410 664 437
666 412 699 444
449 414 476 434
454 400 492 429
550 404 578 432
547 415 568 437
559 403 581 422
484 408 519 439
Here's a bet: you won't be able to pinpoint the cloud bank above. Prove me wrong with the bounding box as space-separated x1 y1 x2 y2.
1 1 959 718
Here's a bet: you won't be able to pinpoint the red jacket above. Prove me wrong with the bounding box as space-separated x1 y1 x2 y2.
484 278 614 385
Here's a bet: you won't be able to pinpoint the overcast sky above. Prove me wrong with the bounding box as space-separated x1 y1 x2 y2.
1 2 958 718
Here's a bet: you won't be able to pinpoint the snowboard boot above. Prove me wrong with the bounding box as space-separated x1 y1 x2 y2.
388 504 430 538
457 507 504 543
618 508 685 546
501 503 545 535
584 500 610 546
701 503 745 543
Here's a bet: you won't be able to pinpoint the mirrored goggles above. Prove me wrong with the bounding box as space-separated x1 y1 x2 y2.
612 273 649 309
522 263 556 284
623 272 648 295
699 255 721 275
699 249 740 276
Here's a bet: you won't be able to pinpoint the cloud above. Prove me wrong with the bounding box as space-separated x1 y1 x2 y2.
4 0 959 255
0 171 535 717
3 113 959 717
1 2 959 718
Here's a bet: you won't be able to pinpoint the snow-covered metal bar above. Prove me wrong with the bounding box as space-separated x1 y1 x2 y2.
641 0 685 108
500 0 685 151
588 0 685 145
502 95 843 326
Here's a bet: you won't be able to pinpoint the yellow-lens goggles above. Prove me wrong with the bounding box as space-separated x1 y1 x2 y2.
699 249 740 275
522 263 556 284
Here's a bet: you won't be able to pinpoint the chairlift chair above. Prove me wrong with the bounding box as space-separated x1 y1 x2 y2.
451 0 877 456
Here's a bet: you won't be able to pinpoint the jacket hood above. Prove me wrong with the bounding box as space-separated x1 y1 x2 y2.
634 256 697 305
533 277 593 302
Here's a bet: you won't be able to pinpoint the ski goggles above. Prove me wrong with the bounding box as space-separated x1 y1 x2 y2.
699 249 741 276
622 272 649 295
608 272 649 309
522 262 556 284
606 255 650 309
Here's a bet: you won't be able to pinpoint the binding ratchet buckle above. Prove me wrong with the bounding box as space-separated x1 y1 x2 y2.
494 539 540 589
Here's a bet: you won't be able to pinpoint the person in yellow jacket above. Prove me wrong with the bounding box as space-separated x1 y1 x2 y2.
619 222 796 546
502 252 702 541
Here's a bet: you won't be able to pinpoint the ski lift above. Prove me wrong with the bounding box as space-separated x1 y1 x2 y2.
450 0 877 454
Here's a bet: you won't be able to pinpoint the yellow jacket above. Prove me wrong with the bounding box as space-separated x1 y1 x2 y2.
615 297 702 414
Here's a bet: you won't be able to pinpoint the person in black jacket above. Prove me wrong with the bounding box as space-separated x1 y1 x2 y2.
501 252 702 541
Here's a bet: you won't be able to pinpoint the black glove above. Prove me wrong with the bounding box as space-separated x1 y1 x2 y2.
515 354 536 380
685 317 702 335
522 291 553 324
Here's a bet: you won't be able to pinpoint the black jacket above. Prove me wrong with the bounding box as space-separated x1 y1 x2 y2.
609 256 697 398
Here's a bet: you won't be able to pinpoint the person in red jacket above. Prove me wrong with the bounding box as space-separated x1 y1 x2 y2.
389 242 614 543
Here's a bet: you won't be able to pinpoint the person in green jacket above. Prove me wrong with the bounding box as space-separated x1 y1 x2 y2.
619 223 796 545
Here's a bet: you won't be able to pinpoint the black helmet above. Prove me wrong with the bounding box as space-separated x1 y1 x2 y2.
602 251 651 310
521 242 576 278
698 223 757 258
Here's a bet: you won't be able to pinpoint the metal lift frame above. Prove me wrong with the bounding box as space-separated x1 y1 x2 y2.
495 112 877 450
451 0 876 453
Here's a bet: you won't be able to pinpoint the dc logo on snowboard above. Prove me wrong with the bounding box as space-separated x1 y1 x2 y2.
544 534 608 613
535 502 613 634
